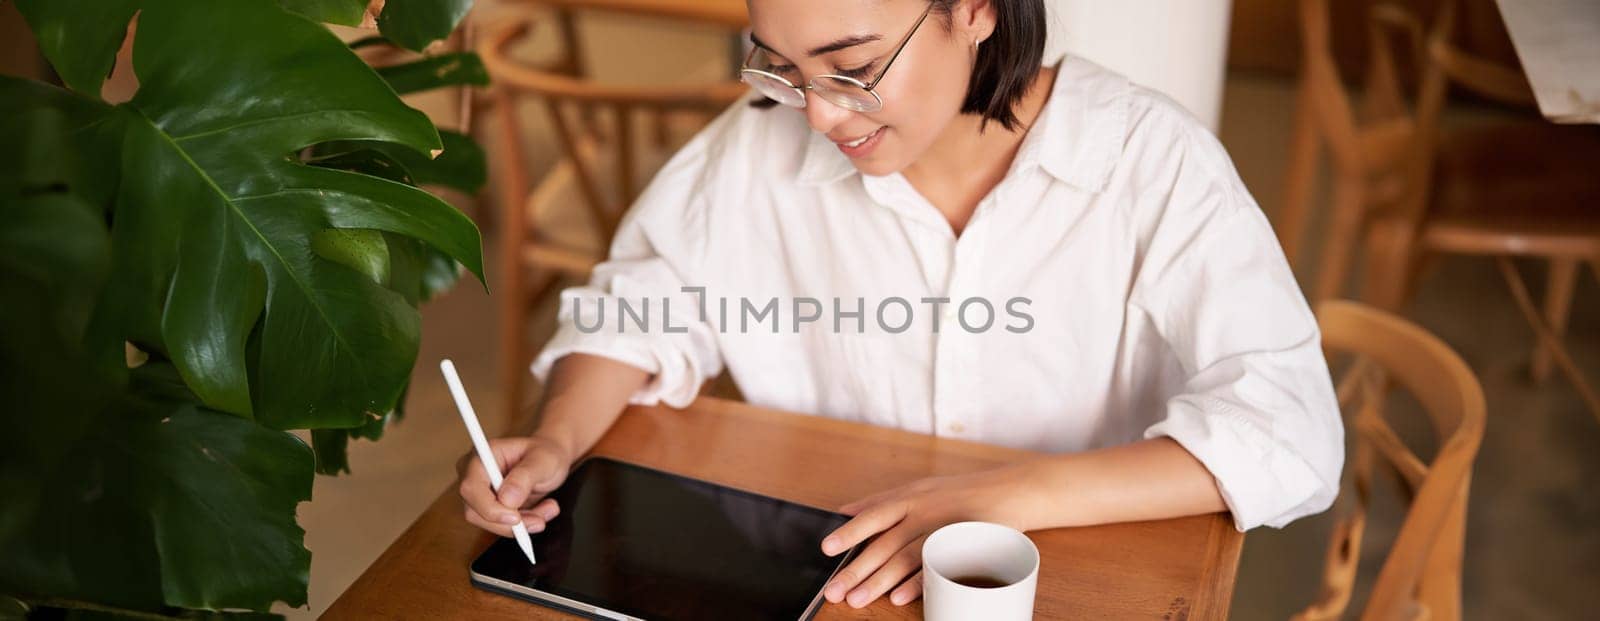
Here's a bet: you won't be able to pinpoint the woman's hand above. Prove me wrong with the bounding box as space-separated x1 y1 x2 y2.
819 464 1046 609
456 435 572 536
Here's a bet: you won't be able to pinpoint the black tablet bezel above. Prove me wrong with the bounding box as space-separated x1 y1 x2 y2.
467 456 858 621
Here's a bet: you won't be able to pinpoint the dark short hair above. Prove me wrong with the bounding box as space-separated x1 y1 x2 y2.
751 0 1047 132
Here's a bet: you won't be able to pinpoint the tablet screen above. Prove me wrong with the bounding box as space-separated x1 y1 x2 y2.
470 457 851 620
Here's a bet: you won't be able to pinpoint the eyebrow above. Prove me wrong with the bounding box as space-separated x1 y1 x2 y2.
749 32 885 58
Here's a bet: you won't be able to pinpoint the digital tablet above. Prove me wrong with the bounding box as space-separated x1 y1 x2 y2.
469 456 857 621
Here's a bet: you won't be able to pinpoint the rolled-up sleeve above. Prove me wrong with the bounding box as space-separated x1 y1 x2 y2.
530 117 727 408
531 254 723 408
1129 110 1344 531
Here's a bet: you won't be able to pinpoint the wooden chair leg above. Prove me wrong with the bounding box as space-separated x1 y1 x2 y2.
1292 507 1366 621
490 86 533 430
1531 258 1579 382
1416 478 1470 621
544 102 614 241
497 233 529 434
615 103 636 206
466 95 496 231
1496 257 1600 424
1279 77 1322 268
502 268 563 436
1313 177 1368 302
523 269 565 309
1358 216 1416 311
552 8 604 140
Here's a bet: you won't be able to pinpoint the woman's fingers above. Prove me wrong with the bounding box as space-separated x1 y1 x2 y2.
528 498 561 521
889 570 924 606
468 503 559 538
483 496 559 531
845 539 924 608
839 489 897 516
466 505 548 536
516 511 549 532
458 437 572 537
822 500 907 556
459 468 519 526
824 521 918 603
464 506 513 537
497 449 558 509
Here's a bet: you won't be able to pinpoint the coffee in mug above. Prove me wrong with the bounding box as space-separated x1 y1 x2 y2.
950 574 1012 589
921 521 1039 621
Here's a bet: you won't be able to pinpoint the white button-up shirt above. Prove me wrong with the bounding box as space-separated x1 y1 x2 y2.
533 58 1343 530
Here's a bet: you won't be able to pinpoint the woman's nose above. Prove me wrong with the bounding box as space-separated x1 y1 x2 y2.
803 91 852 135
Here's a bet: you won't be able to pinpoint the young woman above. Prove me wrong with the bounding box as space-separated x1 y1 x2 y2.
458 0 1342 609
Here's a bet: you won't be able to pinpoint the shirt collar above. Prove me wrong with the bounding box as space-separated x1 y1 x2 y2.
795 56 1132 193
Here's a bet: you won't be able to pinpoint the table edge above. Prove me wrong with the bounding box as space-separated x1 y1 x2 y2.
323 400 1247 618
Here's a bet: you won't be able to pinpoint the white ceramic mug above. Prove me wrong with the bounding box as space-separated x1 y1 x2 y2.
921 521 1040 621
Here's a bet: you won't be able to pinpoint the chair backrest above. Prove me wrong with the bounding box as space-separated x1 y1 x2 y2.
1297 300 1486 621
480 8 748 431
1296 0 1412 161
1415 1 1537 111
1278 0 1433 281
479 15 746 240
1294 0 1533 170
1280 0 1538 302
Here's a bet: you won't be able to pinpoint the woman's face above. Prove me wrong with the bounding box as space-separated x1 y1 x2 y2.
747 0 995 176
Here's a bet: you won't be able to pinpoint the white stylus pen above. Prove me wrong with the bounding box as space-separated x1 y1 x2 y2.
440 359 537 565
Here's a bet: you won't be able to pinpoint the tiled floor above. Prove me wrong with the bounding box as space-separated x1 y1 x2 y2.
280 21 1600 621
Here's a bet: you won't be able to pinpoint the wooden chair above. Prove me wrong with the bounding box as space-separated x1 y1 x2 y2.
529 0 748 29
1279 0 1434 303
1369 0 1600 419
1296 300 1486 621
479 12 747 424
1281 0 1600 421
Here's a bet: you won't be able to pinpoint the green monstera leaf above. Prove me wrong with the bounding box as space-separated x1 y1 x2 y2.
6 0 489 613
0 76 126 487
12 0 486 429
83 0 480 430
325 48 491 195
379 0 475 51
12 0 139 96
0 366 316 614
376 52 489 95
297 39 488 474
2 106 317 615
313 129 486 194
278 0 370 25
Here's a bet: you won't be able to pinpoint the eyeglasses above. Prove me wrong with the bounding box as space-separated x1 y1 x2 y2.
739 2 934 113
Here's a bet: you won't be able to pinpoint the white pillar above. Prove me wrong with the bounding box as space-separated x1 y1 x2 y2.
1042 0 1234 132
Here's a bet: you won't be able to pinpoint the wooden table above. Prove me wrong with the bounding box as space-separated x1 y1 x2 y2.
324 398 1244 619
1495 0 1600 123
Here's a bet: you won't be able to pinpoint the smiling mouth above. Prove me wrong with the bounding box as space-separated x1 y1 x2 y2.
835 127 884 148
